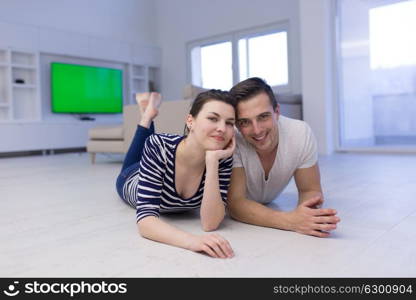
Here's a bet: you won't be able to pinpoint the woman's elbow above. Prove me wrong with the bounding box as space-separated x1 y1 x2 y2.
137 221 146 237
136 216 155 237
202 222 220 232
201 216 223 232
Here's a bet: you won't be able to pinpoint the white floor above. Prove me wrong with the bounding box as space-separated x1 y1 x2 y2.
1 152 415 277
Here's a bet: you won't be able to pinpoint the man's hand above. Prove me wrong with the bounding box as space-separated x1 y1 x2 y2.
287 196 340 238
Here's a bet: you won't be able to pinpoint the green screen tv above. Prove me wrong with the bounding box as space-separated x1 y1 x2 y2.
51 62 123 114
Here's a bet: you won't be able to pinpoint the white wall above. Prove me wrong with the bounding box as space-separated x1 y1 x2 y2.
0 0 160 153
299 0 334 155
155 0 338 154
0 0 338 154
154 0 301 100
0 0 157 46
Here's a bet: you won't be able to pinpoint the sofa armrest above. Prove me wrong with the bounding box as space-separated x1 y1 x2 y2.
122 99 192 152
155 99 192 135
88 125 123 140
276 93 303 120
123 104 141 152
277 93 302 104
183 84 208 99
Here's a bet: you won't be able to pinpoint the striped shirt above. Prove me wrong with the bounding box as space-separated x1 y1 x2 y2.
122 133 233 222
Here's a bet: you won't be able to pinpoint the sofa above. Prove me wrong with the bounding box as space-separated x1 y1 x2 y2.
86 84 302 163
278 93 303 120
185 84 303 119
86 85 205 163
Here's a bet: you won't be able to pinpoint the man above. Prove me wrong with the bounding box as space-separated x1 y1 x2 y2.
227 77 340 237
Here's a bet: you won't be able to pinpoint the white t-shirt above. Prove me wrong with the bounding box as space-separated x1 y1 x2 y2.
233 116 318 204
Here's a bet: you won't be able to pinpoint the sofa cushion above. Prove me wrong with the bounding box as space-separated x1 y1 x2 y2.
88 125 123 140
275 93 303 120
87 140 125 153
155 99 191 135
277 93 302 104
183 84 208 99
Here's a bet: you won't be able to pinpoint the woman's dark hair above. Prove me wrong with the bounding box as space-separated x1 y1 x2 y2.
229 77 278 112
184 89 235 135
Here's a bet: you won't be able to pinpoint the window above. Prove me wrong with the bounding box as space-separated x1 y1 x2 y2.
238 32 288 86
336 0 416 149
369 0 416 70
188 24 290 91
191 41 232 91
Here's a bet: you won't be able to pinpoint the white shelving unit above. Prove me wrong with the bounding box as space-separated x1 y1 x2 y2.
0 49 10 120
148 66 160 93
128 64 160 104
0 48 40 122
1 21 162 154
0 48 160 121
0 48 161 120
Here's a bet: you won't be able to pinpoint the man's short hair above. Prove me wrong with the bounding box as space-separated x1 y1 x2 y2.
229 77 278 111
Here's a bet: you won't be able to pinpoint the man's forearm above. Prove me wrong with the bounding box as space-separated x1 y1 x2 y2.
228 198 292 231
298 190 323 205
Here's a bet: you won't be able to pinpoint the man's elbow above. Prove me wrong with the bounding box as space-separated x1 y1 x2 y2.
226 200 243 221
228 209 244 222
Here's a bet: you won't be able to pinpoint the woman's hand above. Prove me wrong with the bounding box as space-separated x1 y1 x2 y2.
206 135 236 162
187 233 234 258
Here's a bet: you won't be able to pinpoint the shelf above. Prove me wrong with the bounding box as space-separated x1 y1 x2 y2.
12 67 37 87
0 65 9 111
0 50 7 63
127 64 160 104
11 64 37 70
132 65 145 77
13 84 37 89
0 49 39 121
11 51 36 66
0 106 9 121
147 67 160 92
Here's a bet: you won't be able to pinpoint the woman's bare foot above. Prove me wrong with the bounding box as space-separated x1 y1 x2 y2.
140 92 162 128
136 92 150 116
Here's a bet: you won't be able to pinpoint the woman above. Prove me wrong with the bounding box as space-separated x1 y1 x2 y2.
116 90 236 258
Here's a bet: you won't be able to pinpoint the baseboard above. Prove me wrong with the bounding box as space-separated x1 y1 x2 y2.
0 147 87 158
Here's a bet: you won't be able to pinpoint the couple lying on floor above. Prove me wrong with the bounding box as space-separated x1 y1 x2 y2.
116 77 340 259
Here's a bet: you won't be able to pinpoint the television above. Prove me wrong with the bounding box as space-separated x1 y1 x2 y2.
51 62 123 114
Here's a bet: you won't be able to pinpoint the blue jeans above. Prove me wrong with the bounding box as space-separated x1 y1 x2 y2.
115 123 155 205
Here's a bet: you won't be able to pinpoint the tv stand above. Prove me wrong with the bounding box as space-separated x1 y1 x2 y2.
79 116 95 121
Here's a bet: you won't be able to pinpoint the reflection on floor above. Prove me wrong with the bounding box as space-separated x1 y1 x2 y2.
1 152 415 277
